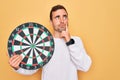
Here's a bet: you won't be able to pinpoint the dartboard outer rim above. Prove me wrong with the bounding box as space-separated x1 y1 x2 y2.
7 22 54 70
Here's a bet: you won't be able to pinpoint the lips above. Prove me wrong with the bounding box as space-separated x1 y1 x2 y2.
59 24 65 27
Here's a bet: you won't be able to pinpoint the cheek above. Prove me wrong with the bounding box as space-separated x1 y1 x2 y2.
65 19 68 23
53 20 60 26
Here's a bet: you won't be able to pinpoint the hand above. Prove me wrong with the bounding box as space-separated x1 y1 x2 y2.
9 55 22 70
60 24 71 42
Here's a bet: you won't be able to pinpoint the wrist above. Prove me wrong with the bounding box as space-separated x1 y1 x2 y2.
66 38 75 46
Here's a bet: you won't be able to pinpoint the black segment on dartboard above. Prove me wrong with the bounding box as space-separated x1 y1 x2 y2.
28 26 33 43
32 49 38 64
17 29 31 44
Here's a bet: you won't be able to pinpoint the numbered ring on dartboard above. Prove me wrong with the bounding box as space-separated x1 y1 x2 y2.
8 22 54 70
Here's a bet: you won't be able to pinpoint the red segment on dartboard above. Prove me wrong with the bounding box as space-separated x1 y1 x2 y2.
12 40 14 45
17 30 22 34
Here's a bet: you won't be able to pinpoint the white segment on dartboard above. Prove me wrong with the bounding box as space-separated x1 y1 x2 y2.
35 32 48 44
36 41 51 47
12 45 30 52
33 27 39 43
22 27 32 43
14 34 30 45
26 49 33 66
20 48 31 59
21 45 31 50
35 47 49 57
34 49 43 64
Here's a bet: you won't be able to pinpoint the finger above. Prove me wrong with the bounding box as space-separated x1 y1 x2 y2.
12 57 22 67
60 31 65 38
10 58 22 68
9 55 19 62
10 55 22 65
65 24 68 32
12 56 22 63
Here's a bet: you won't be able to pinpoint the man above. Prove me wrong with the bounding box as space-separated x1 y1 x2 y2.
9 5 92 80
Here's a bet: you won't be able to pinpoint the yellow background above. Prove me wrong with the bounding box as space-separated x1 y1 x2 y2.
0 0 120 80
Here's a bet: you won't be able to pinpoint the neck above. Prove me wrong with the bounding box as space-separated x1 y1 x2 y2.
53 31 61 38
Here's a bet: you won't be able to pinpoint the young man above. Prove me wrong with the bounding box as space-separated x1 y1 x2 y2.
9 5 92 80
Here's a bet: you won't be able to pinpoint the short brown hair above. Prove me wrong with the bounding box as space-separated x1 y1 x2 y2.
50 5 68 20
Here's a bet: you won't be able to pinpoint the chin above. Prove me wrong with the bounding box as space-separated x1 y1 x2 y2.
56 28 66 32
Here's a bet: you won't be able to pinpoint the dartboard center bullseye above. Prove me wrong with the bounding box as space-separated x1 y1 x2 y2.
30 44 36 49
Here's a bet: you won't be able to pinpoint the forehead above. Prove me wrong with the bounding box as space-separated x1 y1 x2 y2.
52 9 68 16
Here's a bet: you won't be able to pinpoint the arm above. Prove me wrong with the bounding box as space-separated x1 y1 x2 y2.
15 68 38 75
68 37 92 72
60 25 92 72
9 55 38 75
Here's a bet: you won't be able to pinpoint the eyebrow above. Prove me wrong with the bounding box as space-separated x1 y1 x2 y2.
54 14 68 18
55 15 60 18
63 14 68 17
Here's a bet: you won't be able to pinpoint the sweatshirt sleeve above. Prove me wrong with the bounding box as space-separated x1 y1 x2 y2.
68 36 92 72
15 68 38 75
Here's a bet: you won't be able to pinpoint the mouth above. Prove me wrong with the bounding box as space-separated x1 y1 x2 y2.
59 27 66 32
59 24 65 27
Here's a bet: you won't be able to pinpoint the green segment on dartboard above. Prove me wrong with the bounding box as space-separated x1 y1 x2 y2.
12 46 14 52
26 64 32 66
26 62 43 66
47 52 51 56
50 41 53 46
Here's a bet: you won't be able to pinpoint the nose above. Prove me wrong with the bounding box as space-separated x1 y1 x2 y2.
60 17 64 23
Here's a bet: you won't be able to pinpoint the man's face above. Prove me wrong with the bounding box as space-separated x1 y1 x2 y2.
51 9 68 32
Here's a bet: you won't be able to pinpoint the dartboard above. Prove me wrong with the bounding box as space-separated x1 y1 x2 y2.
8 22 54 70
